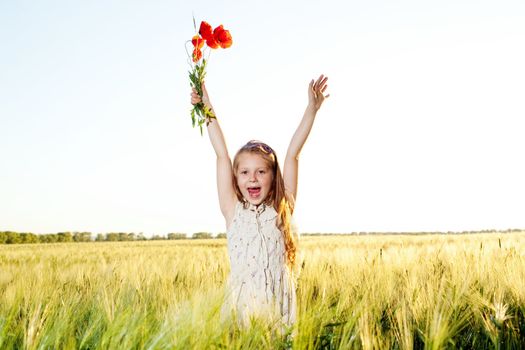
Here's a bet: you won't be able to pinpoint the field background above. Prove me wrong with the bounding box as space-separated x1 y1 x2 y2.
1 233 525 349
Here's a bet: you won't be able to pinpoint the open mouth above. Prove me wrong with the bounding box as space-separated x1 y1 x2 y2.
247 186 261 198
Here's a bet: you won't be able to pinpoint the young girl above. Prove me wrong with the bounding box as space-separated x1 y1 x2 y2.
190 75 329 329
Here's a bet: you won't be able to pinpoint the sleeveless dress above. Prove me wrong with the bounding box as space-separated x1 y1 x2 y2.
223 200 297 328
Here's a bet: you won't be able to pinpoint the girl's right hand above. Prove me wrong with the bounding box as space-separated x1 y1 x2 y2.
190 82 212 109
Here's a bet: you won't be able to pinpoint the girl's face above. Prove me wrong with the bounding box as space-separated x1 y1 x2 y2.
235 152 274 206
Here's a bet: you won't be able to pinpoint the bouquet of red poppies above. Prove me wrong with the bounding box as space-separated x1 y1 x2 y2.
187 18 233 135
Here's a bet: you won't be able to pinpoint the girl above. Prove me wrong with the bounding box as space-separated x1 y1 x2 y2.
190 75 329 329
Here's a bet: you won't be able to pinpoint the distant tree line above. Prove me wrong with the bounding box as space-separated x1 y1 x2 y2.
2 229 523 245
0 231 228 244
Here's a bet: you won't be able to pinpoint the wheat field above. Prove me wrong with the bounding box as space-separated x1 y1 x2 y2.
1 233 525 349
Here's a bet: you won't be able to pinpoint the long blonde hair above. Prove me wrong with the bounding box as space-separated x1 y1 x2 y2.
232 140 297 267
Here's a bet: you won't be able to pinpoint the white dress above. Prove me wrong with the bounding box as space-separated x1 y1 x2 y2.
223 200 297 328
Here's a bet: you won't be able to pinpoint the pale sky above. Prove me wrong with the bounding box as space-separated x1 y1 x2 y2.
1 0 524 236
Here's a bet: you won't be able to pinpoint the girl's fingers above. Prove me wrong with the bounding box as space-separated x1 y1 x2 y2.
313 75 328 92
190 90 201 104
315 75 325 88
319 77 328 89
310 75 329 101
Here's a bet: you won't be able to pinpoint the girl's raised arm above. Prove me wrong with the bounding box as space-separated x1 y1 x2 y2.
283 75 329 201
191 83 237 226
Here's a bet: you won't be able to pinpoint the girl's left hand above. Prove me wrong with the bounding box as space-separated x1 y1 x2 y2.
308 74 330 111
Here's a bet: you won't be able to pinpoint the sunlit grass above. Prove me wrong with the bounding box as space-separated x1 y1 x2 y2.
1 233 525 348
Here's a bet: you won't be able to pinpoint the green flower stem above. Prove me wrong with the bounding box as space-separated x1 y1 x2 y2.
189 59 216 136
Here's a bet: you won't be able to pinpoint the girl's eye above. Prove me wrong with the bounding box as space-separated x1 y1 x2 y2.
258 170 266 174
241 170 248 175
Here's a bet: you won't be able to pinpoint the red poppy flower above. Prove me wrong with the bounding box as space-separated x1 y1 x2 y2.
188 17 233 134
192 48 202 62
199 21 219 49
206 36 219 49
191 35 204 50
199 21 213 40
213 25 233 49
